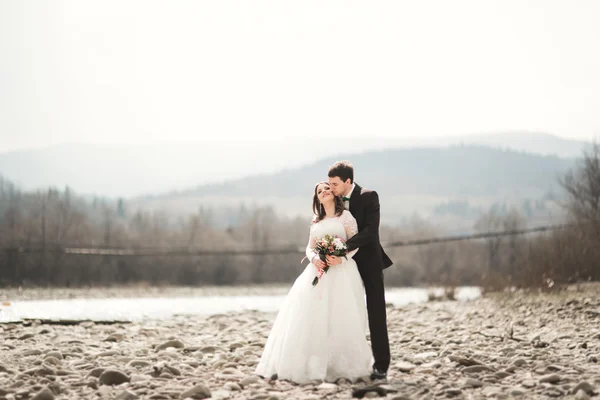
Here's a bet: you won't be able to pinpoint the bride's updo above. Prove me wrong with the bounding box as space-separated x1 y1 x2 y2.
312 181 345 223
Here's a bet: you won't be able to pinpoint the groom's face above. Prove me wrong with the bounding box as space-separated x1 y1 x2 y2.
328 176 352 197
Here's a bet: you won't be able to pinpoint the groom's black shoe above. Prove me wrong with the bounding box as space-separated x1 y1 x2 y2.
370 368 387 380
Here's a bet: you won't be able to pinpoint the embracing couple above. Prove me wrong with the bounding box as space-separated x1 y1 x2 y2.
255 160 393 383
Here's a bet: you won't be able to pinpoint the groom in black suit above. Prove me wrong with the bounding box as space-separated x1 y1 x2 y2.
326 160 392 380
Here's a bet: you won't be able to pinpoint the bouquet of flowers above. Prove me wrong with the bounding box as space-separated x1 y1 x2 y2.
311 234 348 286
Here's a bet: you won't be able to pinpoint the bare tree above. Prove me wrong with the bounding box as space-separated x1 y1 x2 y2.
503 208 526 283
558 141 600 283
103 204 115 247
187 214 201 248
474 210 504 272
560 141 600 224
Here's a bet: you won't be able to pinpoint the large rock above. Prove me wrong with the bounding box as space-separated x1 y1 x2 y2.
539 374 562 384
575 390 591 400
395 361 416 373
130 374 148 383
156 340 185 351
127 359 151 368
99 369 131 386
88 368 106 378
21 349 43 356
463 378 484 388
414 351 437 359
43 356 62 366
104 333 125 342
240 375 260 387
572 382 596 396
446 388 462 397
34 365 56 377
18 333 35 340
224 383 241 391
115 390 139 400
317 383 337 391
215 368 245 381
449 355 482 366
44 351 63 360
180 384 211 399
462 365 495 373
31 388 55 400
211 390 232 400
96 350 120 358
511 358 527 367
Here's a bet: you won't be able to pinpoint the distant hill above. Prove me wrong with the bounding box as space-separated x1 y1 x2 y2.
132 145 574 230
418 132 590 159
0 132 588 197
161 145 574 198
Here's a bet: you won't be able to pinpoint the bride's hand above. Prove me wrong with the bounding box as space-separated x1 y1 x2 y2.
312 256 327 270
326 255 342 265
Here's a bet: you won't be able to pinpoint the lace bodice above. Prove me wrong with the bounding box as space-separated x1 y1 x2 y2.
305 210 359 264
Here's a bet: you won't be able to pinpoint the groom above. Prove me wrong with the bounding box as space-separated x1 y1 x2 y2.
325 160 393 380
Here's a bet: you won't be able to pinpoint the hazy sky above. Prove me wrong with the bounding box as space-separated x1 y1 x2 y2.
1 0 599 152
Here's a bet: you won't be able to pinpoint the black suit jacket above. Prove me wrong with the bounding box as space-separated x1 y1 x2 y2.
345 183 393 271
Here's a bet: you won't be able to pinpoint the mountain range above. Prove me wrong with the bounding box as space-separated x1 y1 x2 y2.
0 132 587 227
0 132 589 198
131 144 573 224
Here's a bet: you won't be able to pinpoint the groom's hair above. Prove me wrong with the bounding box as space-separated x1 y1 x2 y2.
328 160 354 183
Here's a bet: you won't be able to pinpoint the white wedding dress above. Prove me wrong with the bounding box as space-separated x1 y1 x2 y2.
255 210 372 383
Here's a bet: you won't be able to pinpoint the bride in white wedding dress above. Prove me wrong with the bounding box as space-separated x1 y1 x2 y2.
255 182 372 383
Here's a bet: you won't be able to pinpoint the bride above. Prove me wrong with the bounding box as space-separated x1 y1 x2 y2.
255 181 372 383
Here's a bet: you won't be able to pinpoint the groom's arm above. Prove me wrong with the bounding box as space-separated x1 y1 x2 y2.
345 191 381 251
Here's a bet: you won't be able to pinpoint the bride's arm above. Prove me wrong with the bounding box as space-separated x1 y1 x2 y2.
305 235 317 263
305 217 326 268
342 211 359 258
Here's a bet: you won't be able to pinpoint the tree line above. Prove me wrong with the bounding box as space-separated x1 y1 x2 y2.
1 143 598 290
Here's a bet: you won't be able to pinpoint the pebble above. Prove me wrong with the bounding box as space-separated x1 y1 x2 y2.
539 374 562 384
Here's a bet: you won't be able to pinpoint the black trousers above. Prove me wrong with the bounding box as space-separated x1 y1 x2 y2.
358 267 390 372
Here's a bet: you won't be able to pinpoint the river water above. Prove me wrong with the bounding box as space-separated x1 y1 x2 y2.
0 287 480 323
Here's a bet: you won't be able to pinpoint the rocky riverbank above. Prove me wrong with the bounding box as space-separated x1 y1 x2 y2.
1 287 599 400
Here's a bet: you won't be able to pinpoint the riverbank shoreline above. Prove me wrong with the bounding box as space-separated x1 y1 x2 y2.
0 286 599 399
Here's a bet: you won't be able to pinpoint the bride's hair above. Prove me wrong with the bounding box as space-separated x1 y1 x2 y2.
312 182 345 223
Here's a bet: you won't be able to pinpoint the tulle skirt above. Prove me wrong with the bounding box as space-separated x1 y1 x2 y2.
255 259 372 383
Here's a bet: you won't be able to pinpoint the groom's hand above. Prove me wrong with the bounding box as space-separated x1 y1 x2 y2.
326 255 342 265
312 256 327 269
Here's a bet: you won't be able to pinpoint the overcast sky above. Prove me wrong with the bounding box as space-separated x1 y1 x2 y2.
1 0 599 152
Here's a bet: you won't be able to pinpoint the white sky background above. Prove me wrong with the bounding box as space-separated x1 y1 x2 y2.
1 0 599 153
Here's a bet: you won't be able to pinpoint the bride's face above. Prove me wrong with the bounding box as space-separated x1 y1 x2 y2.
316 183 334 205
